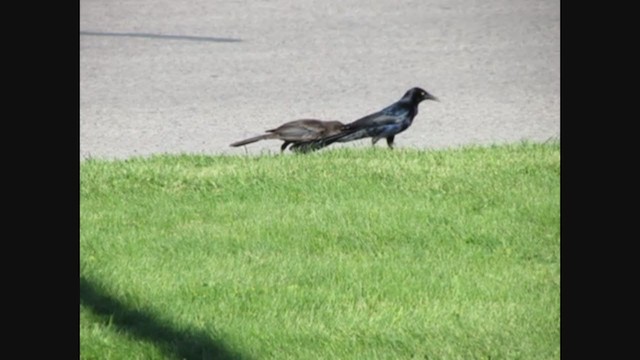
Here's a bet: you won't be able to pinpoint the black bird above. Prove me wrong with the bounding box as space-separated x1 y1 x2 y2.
298 87 438 150
230 119 346 152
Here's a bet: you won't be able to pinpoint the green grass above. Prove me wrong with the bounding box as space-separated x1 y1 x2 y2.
80 142 560 359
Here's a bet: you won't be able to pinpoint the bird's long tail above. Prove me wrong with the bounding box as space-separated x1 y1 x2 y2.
292 127 358 151
229 133 277 147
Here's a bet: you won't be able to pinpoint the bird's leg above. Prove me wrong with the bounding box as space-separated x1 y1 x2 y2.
386 136 395 149
290 142 311 153
372 137 380 146
289 143 302 153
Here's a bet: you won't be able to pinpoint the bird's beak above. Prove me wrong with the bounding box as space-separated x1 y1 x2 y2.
428 94 439 102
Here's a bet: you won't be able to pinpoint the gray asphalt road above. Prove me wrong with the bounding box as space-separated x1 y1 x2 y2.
80 0 559 159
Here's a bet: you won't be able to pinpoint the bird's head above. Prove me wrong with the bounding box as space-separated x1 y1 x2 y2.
404 87 439 103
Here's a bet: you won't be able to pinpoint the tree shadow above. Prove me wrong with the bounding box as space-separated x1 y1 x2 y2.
80 31 242 43
80 276 248 360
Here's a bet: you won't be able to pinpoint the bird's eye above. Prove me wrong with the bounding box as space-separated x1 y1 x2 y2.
421 92 426 97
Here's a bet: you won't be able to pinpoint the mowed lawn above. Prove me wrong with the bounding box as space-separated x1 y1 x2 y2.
80 143 560 359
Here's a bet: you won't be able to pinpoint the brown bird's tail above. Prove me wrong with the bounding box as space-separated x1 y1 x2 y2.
229 133 277 147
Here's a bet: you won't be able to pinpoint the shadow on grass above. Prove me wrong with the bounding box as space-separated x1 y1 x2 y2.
80 276 247 360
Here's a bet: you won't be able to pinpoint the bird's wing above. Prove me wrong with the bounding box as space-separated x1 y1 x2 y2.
346 113 400 130
299 113 402 149
271 121 328 141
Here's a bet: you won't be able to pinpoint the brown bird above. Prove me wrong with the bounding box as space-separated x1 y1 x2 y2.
230 119 346 152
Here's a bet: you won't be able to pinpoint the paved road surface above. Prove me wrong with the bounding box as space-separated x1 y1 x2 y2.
80 0 559 159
